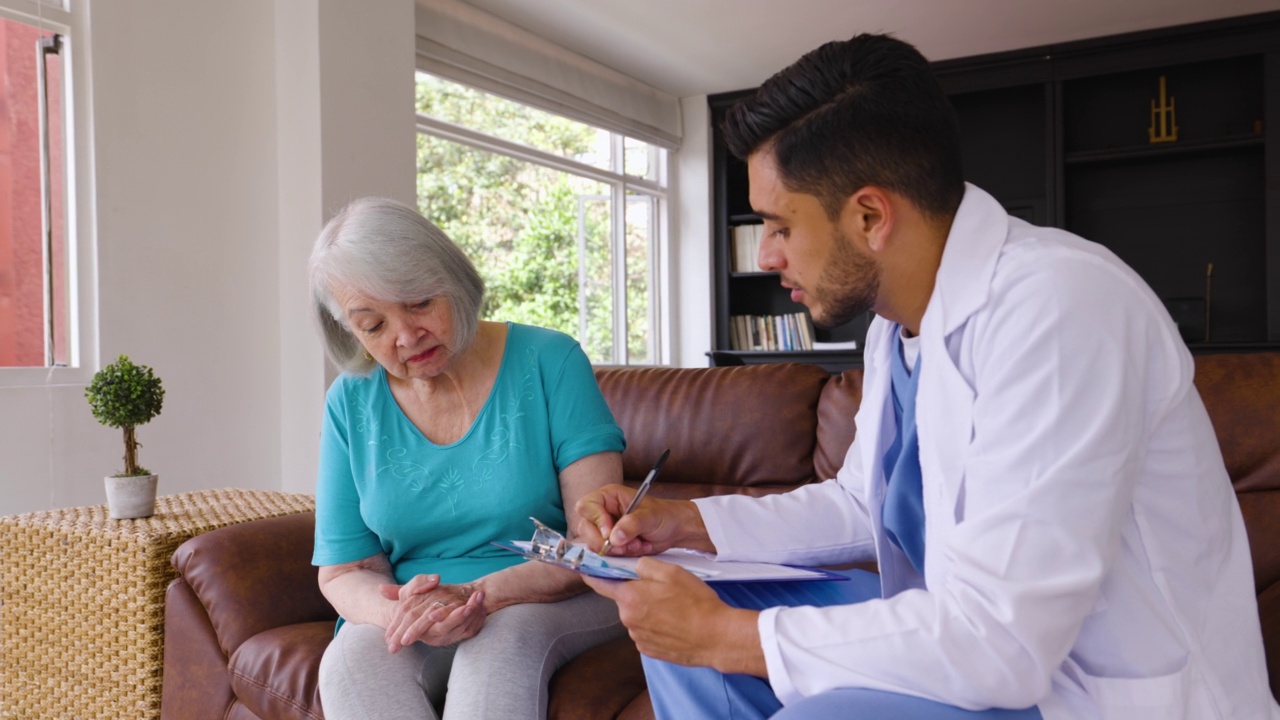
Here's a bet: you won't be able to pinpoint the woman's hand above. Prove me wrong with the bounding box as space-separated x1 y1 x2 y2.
379 574 487 652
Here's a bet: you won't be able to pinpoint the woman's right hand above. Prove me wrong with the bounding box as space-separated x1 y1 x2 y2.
379 574 487 652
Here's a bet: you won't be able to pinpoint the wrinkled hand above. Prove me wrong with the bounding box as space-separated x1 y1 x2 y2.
379 574 487 652
574 484 690 556
583 558 764 675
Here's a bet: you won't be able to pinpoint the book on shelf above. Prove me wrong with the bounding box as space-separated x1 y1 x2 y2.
729 312 816 352
731 224 764 273
812 339 859 351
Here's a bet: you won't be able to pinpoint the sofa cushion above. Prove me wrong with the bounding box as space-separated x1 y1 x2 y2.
228 621 332 720
226 701 266 720
814 369 864 481
595 364 830 493
548 635 648 720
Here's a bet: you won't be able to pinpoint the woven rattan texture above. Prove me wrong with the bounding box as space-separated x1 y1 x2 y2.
0 488 315 720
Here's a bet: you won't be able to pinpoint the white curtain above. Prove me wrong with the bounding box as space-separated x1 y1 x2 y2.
415 0 683 149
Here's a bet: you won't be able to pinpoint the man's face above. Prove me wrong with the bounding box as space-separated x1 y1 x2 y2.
747 150 879 328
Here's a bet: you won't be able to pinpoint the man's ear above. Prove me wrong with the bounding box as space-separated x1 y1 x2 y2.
840 187 894 252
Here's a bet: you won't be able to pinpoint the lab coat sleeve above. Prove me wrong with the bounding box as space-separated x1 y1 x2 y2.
759 248 1190 709
693 438 877 567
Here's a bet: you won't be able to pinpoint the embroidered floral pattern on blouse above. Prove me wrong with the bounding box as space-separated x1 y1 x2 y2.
361 348 536 516
472 347 536 470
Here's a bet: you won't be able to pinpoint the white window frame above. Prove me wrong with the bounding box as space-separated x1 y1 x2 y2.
0 0 96 387
415 97 670 365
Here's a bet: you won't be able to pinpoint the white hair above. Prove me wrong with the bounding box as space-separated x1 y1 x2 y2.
308 197 485 374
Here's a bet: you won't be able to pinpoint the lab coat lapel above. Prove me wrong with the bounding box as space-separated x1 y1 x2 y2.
858 317 910 592
916 185 1008 567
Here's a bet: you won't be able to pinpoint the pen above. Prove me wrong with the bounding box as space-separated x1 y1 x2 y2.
600 448 670 556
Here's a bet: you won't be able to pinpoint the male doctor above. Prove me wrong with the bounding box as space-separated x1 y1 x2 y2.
577 33 1280 720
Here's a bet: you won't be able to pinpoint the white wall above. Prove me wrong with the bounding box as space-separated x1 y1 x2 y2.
672 95 714 368
275 0 416 495
0 0 415 515
0 0 711 515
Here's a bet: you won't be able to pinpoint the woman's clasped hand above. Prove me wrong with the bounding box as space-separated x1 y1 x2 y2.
379 574 488 652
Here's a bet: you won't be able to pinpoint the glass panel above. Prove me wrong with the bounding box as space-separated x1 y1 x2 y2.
46 33 66 366
0 18 66 368
624 137 661 181
578 193 613 363
416 71 613 172
625 192 654 363
416 133 616 362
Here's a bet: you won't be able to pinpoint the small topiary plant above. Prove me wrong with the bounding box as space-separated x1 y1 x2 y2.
85 355 165 477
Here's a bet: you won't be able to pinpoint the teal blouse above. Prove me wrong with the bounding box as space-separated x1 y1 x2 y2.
312 323 625 585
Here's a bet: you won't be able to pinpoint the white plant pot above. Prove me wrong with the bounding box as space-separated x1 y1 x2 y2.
104 474 158 519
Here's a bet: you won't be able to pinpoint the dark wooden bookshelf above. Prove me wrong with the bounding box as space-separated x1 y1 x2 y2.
709 10 1280 371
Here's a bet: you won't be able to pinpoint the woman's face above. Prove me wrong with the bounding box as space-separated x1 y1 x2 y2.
332 281 457 382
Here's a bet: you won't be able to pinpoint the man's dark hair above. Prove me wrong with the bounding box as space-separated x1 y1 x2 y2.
723 33 964 221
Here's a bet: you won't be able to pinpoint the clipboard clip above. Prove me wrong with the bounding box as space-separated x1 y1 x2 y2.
529 517 587 569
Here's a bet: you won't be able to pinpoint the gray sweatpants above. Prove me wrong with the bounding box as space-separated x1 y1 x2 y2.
318 591 624 720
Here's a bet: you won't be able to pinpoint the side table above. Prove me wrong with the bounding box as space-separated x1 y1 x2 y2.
0 487 315 720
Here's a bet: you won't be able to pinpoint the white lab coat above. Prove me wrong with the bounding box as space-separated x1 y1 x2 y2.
694 185 1280 719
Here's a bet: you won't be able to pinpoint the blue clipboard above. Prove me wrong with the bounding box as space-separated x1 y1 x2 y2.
492 539 849 584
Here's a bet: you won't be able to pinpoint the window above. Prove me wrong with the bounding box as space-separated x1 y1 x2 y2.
415 72 666 364
0 3 70 369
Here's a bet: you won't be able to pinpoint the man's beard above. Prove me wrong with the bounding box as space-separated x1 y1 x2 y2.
809 226 879 329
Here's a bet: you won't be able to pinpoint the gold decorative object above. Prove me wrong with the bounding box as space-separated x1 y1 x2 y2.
0 488 315 720
1149 75 1179 144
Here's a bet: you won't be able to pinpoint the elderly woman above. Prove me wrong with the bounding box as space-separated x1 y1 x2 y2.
308 197 627 719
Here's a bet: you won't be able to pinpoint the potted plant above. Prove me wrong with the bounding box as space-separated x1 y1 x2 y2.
85 355 166 519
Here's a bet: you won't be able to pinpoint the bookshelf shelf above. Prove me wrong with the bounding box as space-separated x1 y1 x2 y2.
710 11 1280 372
1063 134 1263 165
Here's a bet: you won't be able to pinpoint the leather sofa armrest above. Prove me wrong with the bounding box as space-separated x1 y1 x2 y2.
171 511 337 657
161 577 238 720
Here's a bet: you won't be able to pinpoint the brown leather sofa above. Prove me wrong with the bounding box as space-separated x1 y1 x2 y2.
161 355 1280 719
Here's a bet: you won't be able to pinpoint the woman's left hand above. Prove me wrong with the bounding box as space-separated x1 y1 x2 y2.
380 574 487 651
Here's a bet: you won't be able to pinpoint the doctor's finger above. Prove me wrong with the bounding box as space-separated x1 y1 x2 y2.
583 575 627 600
575 485 634 548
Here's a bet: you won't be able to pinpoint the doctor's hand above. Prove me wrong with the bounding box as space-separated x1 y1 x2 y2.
573 484 714 556
379 574 487 651
584 558 765 676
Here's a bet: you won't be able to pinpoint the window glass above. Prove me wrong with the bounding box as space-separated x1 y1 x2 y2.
416 72 613 172
417 132 616 362
624 137 661 182
0 16 67 367
625 192 655 364
416 72 665 364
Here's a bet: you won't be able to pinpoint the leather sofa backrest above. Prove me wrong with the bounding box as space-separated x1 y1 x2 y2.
1192 352 1280 697
1194 352 1280 592
595 364 830 500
